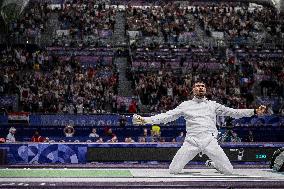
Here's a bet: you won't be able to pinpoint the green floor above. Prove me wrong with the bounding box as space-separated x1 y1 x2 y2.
0 169 133 178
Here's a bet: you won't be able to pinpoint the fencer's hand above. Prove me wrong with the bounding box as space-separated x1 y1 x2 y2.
132 114 147 125
255 105 267 116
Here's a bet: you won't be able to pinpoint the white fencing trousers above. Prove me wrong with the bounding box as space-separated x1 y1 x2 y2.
169 135 233 175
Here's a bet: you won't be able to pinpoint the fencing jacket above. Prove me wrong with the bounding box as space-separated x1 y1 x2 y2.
144 97 254 138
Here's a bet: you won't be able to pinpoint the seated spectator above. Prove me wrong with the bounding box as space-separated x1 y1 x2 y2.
149 129 161 142
107 135 118 143
44 137 50 142
176 132 185 142
220 130 237 142
142 128 149 137
159 137 166 143
89 128 99 138
104 127 116 140
138 137 146 143
230 131 242 142
31 130 45 142
125 137 135 143
141 128 152 142
244 130 254 142
64 125 75 137
96 137 104 143
6 127 16 143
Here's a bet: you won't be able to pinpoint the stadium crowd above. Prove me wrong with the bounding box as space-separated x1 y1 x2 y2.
126 3 196 40
55 1 116 46
192 3 282 40
0 47 119 113
8 2 51 42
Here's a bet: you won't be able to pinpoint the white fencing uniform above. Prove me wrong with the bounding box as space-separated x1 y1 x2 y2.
143 97 254 175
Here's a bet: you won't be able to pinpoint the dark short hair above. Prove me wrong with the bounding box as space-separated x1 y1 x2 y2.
193 81 206 87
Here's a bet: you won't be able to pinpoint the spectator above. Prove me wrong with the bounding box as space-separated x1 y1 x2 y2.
220 130 232 142
125 137 135 143
104 127 116 141
89 128 99 138
138 137 146 143
176 132 185 143
64 125 75 137
149 129 161 142
6 127 16 143
244 130 254 142
142 128 149 137
107 135 118 143
96 137 104 143
128 99 137 113
44 137 50 142
230 131 242 142
159 137 166 143
31 130 45 142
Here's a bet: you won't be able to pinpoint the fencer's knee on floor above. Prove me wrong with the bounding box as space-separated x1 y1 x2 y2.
169 165 182 174
169 169 181 174
221 164 234 175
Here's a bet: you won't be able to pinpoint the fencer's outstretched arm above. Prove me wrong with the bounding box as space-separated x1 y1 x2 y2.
215 103 267 119
133 102 185 125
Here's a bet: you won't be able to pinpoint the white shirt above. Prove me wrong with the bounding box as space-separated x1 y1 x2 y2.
6 133 16 142
65 133 74 137
144 97 254 137
89 133 99 138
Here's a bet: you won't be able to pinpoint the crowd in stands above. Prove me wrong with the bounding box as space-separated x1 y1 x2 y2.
192 3 282 40
233 47 284 96
130 45 221 66
234 46 284 113
55 1 116 47
0 47 119 113
7 0 116 46
131 70 256 113
129 44 269 113
9 2 51 42
124 3 283 114
5 1 284 47
126 3 197 46
126 3 284 46
126 5 159 37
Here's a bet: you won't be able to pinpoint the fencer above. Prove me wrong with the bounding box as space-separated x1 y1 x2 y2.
133 81 267 175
